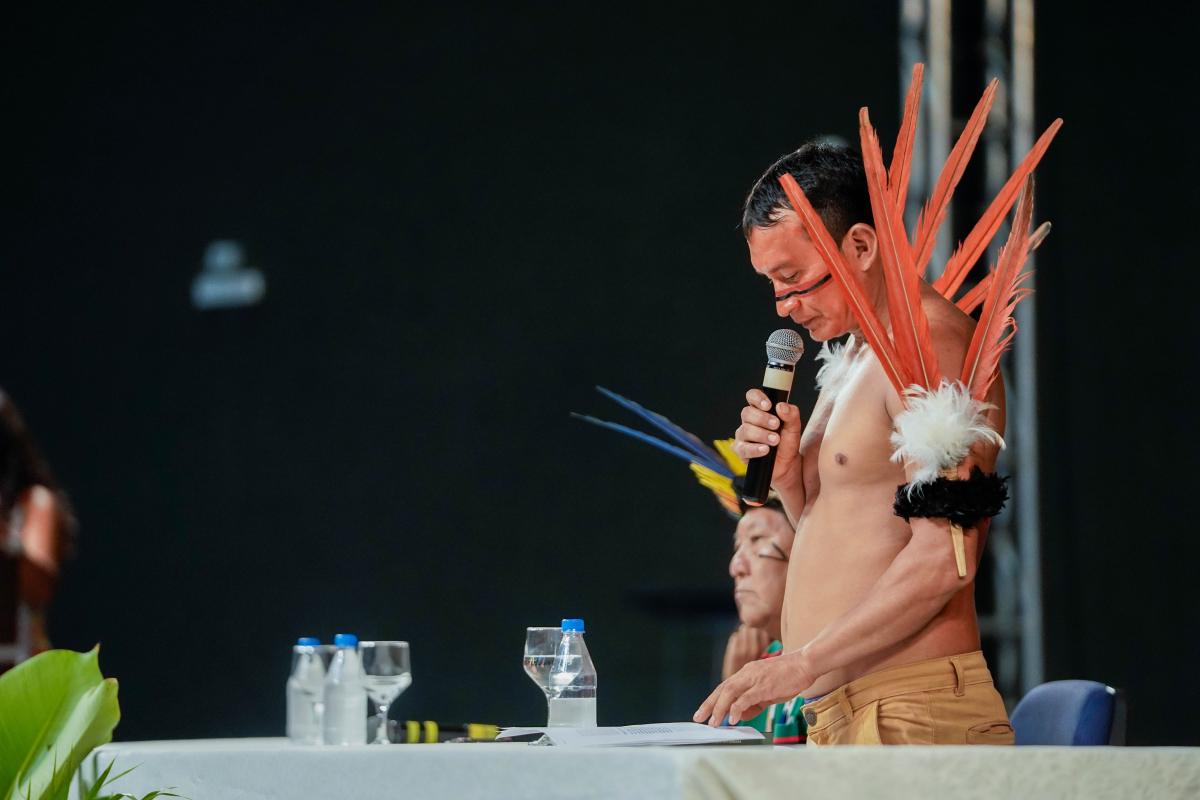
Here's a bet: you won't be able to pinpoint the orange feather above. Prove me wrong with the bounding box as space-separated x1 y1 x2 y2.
934 118 1063 298
889 64 924 214
860 107 940 390
955 221 1051 315
961 176 1037 400
777 173 907 397
914 79 999 276
956 275 990 315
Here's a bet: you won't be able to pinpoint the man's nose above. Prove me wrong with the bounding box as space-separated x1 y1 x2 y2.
775 294 799 319
729 552 749 578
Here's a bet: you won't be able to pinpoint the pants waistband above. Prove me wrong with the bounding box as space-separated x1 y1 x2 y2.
804 651 993 733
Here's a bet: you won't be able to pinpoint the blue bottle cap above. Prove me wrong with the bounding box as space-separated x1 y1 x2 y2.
333 633 358 648
561 618 585 633
296 637 320 647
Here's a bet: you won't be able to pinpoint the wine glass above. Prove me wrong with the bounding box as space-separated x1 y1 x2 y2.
359 641 412 744
523 626 561 725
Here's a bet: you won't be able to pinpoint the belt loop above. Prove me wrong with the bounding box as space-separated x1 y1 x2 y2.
951 656 966 697
836 687 855 721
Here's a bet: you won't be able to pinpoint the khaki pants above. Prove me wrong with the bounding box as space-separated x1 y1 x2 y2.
804 651 1014 745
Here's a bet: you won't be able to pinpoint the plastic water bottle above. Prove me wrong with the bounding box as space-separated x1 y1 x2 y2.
547 618 597 727
322 633 368 745
286 637 326 744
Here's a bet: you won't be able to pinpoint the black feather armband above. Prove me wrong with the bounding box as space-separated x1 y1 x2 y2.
893 467 1009 530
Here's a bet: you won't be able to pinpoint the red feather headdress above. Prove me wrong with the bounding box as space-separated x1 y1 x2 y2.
781 65 1061 413
778 65 1061 575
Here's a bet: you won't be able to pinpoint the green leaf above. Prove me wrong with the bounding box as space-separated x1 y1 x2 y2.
78 759 140 800
79 760 114 800
0 648 121 800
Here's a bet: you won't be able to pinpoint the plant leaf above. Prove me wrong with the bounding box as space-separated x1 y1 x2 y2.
0 648 121 800
80 760 113 800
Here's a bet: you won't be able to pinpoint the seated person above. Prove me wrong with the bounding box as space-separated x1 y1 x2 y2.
0 390 77 671
721 501 805 741
574 387 807 741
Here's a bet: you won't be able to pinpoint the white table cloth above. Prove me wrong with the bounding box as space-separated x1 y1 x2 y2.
79 737 1200 800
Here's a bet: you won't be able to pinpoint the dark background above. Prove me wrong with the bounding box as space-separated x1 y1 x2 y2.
2 3 1195 745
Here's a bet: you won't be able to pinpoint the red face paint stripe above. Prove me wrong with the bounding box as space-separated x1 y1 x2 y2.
774 273 833 301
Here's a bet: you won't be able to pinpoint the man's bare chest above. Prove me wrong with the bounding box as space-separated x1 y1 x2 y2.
807 354 905 493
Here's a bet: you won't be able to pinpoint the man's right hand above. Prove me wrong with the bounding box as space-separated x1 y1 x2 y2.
734 388 803 491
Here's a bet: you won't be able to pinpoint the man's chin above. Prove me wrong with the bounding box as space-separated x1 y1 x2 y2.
799 320 849 343
739 610 768 630
803 324 833 343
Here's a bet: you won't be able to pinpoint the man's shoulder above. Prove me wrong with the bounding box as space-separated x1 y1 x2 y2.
921 290 974 374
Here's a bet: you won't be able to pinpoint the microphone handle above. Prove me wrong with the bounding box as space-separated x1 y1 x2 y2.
741 363 795 506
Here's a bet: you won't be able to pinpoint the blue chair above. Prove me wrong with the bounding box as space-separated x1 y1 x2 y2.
1010 680 1125 745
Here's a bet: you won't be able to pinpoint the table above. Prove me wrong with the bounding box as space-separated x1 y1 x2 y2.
78 738 1200 800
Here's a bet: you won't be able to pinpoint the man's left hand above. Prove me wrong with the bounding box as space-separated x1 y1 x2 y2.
693 649 815 726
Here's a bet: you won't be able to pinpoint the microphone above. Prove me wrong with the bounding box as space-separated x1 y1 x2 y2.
740 329 805 507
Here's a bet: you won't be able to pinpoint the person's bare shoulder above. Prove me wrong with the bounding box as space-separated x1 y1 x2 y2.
919 284 974 378
919 283 1007 443
27 485 55 510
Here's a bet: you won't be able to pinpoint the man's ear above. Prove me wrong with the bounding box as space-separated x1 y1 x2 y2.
842 222 877 272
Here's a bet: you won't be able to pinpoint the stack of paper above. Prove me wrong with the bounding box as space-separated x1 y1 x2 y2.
496 722 764 747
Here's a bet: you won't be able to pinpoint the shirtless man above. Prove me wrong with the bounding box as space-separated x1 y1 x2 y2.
693 142 1013 745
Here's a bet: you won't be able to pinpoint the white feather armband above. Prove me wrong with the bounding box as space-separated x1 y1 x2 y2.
889 381 1004 487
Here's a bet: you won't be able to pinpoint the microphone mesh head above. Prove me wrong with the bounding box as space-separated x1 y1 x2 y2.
765 329 805 365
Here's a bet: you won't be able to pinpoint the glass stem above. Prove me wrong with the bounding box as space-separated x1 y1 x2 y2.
375 703 390 744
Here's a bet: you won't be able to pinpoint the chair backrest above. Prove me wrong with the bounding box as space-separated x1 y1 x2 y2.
1010 680 1123 745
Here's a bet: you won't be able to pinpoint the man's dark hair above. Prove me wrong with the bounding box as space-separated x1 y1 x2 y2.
741 141 873 243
